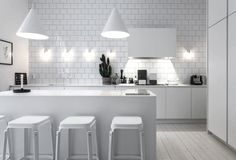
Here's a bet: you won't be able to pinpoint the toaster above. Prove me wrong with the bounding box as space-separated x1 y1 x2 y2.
190 75 203 85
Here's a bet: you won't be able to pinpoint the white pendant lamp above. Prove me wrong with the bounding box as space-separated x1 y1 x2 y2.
16 8 49 40
101 8 129 39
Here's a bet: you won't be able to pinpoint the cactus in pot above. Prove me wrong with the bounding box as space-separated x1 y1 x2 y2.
99 54 112 84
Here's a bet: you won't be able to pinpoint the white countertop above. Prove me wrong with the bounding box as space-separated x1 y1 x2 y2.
10 83 207 88
0 89 156 97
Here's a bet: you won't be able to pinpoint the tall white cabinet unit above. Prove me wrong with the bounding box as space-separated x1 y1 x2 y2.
228 0 236 15
228 12 236 149
208 19 227 142
208 0 227 27
208 0 236 149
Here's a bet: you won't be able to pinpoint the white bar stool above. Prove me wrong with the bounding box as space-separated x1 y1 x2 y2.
55 116 99 160
108 116 145 160
0 115 10 160
3 116 54 160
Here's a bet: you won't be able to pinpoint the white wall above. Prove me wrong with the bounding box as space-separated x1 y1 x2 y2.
0 0 28 91
29 0 207 85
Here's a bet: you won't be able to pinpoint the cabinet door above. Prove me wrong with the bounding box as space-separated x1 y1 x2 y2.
192 88 207 119
229 0 236 15
208 19 227 142
228 13 236 149
166 88 191 119
128 28 176 58
208 0 227 27
149 88 166 119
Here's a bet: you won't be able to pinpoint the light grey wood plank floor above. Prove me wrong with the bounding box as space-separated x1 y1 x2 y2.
156 124 236 160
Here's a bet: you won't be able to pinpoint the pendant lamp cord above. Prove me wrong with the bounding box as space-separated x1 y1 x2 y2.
31 0 34 9
110 0 116 9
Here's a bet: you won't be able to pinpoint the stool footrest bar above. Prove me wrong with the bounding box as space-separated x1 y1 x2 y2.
114 155 142 159
66 154 99 160
20 154 53 160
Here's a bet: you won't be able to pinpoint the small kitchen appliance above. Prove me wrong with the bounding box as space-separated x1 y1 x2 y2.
149 73 157 85
138 70 147 85
190 75 203 85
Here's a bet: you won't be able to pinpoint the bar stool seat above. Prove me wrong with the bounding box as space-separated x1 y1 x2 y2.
56 116 99 160
3 116 54 160
8 116 50 130
111 116 143 130
59 116 95 130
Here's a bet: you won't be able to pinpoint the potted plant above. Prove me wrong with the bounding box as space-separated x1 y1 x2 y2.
99 54 112 85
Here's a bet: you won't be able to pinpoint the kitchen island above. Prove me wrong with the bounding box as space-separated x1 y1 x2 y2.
0 89 156 160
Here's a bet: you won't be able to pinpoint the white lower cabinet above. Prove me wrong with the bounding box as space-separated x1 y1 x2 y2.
149 88 166 119
192 88 207 119
166 88 192 119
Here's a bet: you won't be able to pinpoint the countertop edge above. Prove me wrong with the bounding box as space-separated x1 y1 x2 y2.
9 84 207 88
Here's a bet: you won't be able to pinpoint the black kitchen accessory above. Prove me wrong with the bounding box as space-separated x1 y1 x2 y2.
191 75 203 85
13 73 31 93
129 78 134 84
13 88 31 93
15 73 27 85
138 70 147 85
149 80 157 85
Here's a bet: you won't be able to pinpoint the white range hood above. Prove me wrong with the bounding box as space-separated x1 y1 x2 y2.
128 28 176 59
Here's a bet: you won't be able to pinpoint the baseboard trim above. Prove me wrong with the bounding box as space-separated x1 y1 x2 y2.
156 119 207 124
208 130 236 153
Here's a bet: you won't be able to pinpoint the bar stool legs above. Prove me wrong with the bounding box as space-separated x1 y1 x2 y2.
3 128 12 160
93 123 99 160
139 130 145 160
108 130 114 160
108 116 145 160
55 130 61 160
55 129 97 160
33 131 39 160
86 131 92 160
24 128 30 159
50 121 55 160
55 116 99 160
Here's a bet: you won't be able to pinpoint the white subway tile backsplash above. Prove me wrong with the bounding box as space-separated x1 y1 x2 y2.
28 0 207 85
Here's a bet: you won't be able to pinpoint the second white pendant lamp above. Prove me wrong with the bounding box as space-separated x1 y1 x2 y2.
16 8 49 40
101 8 129 39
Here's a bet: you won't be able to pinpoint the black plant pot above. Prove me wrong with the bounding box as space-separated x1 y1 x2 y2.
102 77 111 85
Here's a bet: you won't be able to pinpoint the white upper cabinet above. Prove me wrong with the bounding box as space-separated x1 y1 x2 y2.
228 0 236 15
128 28 176 58
228 13 236 149
208 0 227 27
208 19 227 142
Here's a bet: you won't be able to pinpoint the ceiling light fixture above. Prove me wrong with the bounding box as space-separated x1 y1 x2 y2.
16 3 49 40
101 8 129 39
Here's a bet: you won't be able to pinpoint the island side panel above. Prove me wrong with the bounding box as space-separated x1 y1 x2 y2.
0 96 156 160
